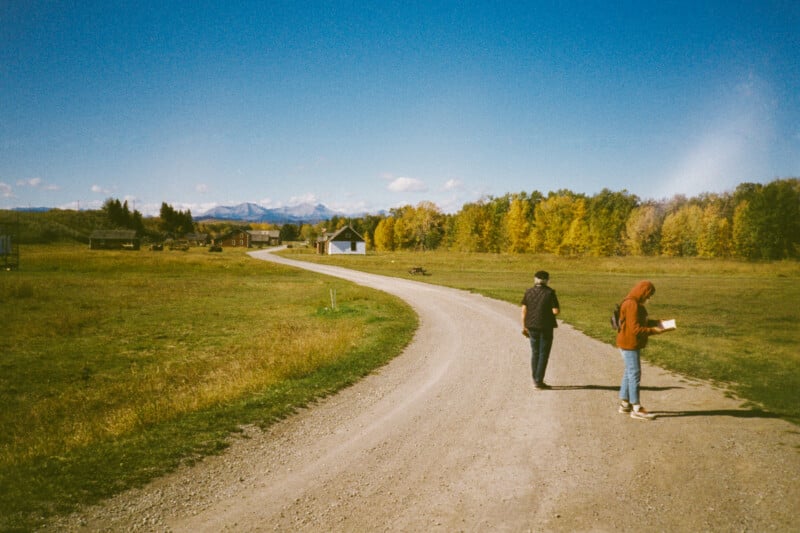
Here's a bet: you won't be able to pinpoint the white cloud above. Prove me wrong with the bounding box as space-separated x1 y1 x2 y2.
196 202 220 212
59 199 104 211
0 182 13 197
328 198 371 215
137 202 165 217
91 184 111 194
388 176 428 193
258 197 281 208
196 183 209 194
442 178 464 191
17 177 41 187
15 176 59 191
288 193 320 205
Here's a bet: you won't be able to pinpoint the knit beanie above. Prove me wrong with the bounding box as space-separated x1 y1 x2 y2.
534 270 550 285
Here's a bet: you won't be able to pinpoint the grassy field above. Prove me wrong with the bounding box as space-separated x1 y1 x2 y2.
282 248 800 425
0 244 416 531
3 244 797 529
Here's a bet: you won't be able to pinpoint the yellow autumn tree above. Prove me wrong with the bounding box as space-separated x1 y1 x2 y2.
697 204 732 257
373 217 395 251
530 193 579 255
562 197 590 256
661 204 703 256
505 196 531 253
624 204 662 256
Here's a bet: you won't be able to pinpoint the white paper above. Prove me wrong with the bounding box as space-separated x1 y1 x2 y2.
660 319 676 330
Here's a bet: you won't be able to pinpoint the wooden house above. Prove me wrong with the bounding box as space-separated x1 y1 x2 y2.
89 230 140 250
248 230 281 247
217 230 250 248
185 233 209 246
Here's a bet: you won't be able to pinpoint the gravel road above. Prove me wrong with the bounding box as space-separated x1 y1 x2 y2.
49 250 800 532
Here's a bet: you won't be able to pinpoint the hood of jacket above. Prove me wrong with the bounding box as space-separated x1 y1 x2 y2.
626 280 656 303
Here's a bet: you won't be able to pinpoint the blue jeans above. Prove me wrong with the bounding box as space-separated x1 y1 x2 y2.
619 349 641 405
528 329 554 385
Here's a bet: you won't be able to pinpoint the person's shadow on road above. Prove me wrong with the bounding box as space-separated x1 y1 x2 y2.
652 409 784 420
548 385 682 392
546 386 788 422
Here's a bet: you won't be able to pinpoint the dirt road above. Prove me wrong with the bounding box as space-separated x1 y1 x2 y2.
53 250 799 532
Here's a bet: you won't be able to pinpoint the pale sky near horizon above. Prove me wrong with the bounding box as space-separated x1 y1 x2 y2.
2 1 799 216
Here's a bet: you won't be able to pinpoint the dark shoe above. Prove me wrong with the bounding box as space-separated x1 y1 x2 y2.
533 382 551 390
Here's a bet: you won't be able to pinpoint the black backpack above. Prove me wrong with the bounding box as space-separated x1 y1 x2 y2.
610 298 631 331
610 303 622 331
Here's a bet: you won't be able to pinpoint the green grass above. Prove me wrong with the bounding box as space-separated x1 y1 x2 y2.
4 245 797 529
282 248 800 424
0 244 416 531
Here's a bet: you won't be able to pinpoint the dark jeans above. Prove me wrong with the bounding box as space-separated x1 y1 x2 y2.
528 329 554 385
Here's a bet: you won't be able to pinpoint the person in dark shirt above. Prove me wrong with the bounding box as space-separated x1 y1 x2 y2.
520 270 560 389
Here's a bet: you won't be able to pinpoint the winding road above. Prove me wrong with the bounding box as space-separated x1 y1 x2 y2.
54 250 800 532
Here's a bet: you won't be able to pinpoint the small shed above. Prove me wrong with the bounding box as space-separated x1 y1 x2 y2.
89 230 140 250
320 225 366 255
315 233 331 254
248 230 281 248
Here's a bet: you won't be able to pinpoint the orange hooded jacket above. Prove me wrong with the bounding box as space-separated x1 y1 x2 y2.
616 280 660 350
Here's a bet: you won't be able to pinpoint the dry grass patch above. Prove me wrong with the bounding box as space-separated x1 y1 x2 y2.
0 244 416 530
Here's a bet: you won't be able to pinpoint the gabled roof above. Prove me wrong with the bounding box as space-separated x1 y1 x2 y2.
221 229 249 238
328 225 364 242
248 230 280 240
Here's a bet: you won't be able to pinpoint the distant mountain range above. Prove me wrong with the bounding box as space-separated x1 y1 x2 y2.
6 202 354 223
9 207 51 212
195 202 346 223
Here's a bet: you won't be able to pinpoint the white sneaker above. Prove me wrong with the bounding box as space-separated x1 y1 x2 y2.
630 405 656 420
618 400 632 414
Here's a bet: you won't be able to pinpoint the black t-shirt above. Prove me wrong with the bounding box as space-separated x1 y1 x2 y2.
521 285 560 330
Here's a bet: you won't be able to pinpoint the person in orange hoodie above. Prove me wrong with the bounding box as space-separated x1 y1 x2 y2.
616 280 666 420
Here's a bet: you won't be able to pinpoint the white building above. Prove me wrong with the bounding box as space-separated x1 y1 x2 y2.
319 225 366 255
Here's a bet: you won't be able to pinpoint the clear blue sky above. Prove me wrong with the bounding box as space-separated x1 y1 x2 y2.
2 1 799 215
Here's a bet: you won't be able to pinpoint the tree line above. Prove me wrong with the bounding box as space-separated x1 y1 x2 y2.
5 178 798 260
103 199 195 237
335 178 798 260
205 178 799 260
